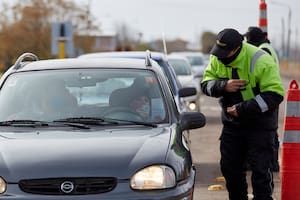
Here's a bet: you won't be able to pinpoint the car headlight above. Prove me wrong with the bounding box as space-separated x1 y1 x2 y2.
130 165 176 190
0 177 6 194
188 102 197 111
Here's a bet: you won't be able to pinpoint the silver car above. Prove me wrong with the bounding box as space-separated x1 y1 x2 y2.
168 55 201 112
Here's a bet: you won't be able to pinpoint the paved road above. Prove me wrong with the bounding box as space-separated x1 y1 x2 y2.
190 76 292 200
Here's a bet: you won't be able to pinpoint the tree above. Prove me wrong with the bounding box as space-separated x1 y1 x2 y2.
114 22 144 51
0 0 99 70
201 31 217 54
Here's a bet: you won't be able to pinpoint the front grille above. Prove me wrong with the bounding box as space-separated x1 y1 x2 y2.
19 177 117 195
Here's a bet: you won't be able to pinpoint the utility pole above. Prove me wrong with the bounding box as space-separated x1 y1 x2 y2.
287 7 292 59
87 0 92 33
281 18 286 58
295 26 298 63
270 0 292 59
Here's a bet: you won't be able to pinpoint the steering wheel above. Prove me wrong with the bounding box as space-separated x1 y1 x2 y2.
102 107 144 121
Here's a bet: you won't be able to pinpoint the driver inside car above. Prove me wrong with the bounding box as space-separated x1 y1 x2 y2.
109 76 152 121
129 94 150 120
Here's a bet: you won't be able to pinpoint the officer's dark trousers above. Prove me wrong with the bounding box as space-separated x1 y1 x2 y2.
220 125 275 200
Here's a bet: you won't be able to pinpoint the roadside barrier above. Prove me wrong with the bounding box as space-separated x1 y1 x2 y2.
281 80 300 200
258 0 268 34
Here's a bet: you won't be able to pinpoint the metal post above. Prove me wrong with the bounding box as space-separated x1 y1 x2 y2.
270 1 292 59
281 18 286 58
59 23 66 59
287 7 292 59
295 27 299 63
59 40 65 59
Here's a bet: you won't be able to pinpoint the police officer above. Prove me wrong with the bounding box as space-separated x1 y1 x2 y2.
244 26 281 172
201 28 284 200
244 26 279 65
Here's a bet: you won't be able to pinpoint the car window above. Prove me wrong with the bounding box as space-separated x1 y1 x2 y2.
186 56 204 66
0 69 168 123
168 59 192 76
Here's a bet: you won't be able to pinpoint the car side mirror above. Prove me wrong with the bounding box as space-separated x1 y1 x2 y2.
178 87 196 98
180 112 206 131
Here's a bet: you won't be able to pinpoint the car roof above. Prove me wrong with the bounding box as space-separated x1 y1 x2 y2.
78 51 168 62
169 52 204 56
167 54 190 62
13 58 160 72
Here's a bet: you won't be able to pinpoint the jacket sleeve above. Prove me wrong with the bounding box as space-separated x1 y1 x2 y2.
236 91 283 117
201 79 227 98
200 55 228 98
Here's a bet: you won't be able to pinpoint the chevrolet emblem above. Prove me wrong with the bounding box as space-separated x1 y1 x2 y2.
216 40 226 47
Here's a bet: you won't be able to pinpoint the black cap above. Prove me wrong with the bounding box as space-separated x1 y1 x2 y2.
243 26 264 45
210 28 243 58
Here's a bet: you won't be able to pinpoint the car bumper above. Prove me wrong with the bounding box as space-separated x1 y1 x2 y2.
1 168 195 200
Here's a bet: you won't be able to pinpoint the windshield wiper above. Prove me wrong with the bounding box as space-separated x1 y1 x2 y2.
0 120 49 127
105 118 158 128
55 122 90 129
0 120 90 129
55 117 157 127
54 117 119 125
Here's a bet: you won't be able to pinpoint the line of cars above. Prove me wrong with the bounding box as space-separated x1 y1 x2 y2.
169 51 208 83
167 51 209 112
167 54 201 112
0 51 206 199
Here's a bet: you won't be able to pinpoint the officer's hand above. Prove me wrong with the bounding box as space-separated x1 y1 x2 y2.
225 79 247 92
227 105 238 117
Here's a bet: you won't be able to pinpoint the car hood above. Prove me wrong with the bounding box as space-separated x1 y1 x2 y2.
0 127 171 181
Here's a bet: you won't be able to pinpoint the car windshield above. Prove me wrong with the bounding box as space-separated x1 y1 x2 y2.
186 56 204 66
168 59 192 76
0 69 168 124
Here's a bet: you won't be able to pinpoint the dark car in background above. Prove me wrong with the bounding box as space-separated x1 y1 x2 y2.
0 52 205 199
79 51 198 112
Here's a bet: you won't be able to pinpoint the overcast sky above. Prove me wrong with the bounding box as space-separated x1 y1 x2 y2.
2 0 300 49
74 0 300 49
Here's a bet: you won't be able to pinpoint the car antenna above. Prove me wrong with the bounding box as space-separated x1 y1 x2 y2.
162 31 168 56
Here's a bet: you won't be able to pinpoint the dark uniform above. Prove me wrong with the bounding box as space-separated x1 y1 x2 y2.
201 28 284 200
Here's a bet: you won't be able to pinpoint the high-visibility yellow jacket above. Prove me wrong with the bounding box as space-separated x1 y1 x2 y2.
201 42 284 129
259 42 279 66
